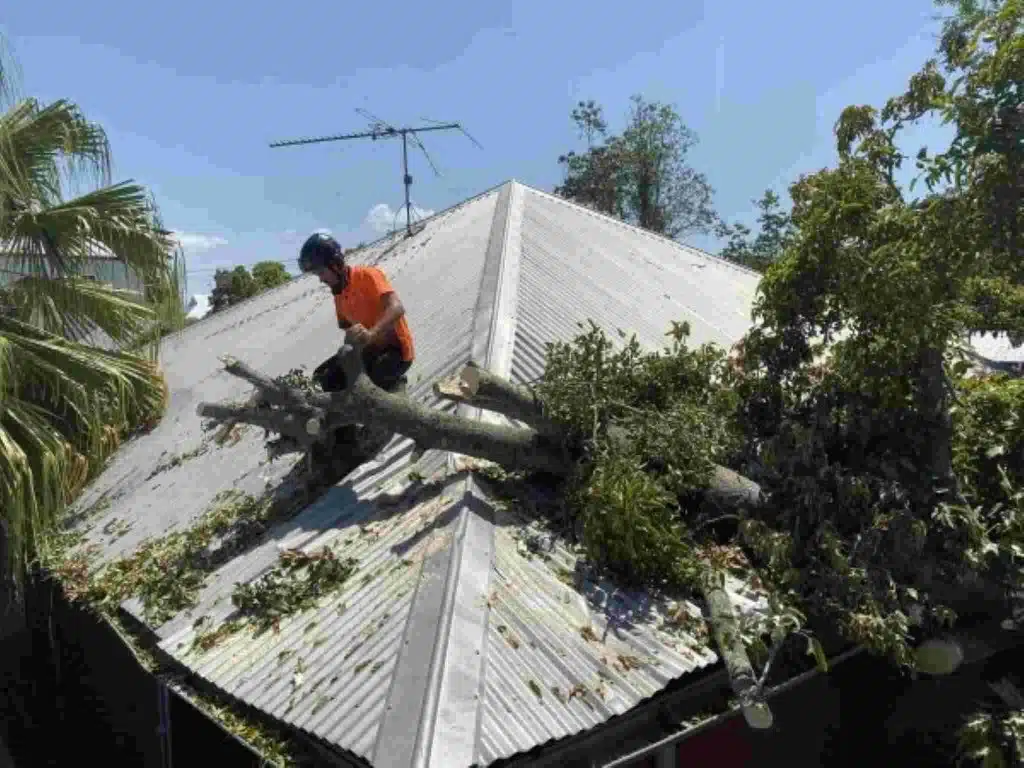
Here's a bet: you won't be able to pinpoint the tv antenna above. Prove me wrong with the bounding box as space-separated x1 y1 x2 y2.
269 109 482 237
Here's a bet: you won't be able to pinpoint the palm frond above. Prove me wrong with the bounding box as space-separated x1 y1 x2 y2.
0 97 112 213
0 43 177 590
0 316 167 579
0 277 156 345
0 399 82 574
2 181 172 284
0 31 22 112
0 315 166 422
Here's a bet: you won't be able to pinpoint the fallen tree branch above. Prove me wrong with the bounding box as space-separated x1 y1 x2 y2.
434 362 563 436
218 356 312 410
705 465 763 511
434 365 768 517
700 570 773 730
195 334 779 719
196 403 321 447
197 336 572 475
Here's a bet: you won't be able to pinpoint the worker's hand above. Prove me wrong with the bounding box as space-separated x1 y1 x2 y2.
348 324 372 346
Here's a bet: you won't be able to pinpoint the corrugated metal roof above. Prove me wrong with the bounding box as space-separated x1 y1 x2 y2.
63 181 765 767
475 508 720 765
969 332 1024 365
512 186 758 385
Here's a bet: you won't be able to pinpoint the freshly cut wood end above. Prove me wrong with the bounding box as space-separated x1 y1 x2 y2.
434 371 476 400
434 379 469 399
741 701 774 730
914 637 964 676
458 364 482 395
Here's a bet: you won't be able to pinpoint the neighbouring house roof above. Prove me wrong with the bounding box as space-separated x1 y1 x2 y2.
63 181 765 767
967 332 1024 375
0 249 144 292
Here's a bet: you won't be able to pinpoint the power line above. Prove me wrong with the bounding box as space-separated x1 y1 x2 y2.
270 109 482 237
186 260 301 275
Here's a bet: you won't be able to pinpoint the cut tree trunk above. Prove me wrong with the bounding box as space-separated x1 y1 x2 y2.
701 570 774 729
196 344 572 476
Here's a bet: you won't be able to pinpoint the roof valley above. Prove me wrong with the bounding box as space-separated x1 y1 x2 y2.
373 182 524 768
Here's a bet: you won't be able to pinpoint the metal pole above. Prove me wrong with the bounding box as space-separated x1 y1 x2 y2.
402 131 412 236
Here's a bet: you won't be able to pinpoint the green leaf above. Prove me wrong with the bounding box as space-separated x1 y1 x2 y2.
806 636 828 673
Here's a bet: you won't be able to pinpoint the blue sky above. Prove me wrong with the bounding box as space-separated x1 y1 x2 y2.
4 0 951 296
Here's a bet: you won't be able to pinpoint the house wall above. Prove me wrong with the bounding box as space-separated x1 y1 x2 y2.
0 255 145 293
0 577 257 767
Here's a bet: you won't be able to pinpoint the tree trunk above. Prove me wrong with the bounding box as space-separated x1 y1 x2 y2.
700 570 773 729
197 345 572 476
915 345 959 500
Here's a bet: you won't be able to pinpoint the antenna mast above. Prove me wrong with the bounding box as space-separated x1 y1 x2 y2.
270 112 481 237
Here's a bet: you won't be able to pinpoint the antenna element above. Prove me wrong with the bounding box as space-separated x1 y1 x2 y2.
270 112 481 237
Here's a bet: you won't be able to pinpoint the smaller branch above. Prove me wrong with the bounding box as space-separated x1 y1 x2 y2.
218 355 314 409
211 390 260 446
753 634 787 696
196 403 318 447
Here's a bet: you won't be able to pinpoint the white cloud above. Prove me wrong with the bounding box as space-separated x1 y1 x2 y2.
364 203 435 234
171 232 229 252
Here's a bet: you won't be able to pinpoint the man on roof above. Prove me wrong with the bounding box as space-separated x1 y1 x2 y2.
298 232 415 395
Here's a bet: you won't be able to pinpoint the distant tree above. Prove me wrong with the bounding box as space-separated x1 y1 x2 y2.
716 190 795 272
555 95 719 238
210 261 290 313
251 261 291 293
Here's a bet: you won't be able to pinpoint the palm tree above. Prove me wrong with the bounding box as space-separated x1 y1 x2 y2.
0 40 184 589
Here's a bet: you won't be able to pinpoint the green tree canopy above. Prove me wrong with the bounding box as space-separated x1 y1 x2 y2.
554 95 720 238
210 261 291 314
540 0 1024 761
716 190 794 272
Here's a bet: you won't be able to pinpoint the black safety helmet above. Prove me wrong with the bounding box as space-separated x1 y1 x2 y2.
299 232 345 273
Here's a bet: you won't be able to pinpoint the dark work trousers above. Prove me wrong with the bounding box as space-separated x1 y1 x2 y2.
312 346 411 455
313 345 411 394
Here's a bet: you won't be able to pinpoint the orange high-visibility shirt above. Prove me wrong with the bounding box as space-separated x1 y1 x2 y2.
334 266 415 362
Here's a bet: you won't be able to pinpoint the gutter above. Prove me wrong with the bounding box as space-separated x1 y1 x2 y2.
498 666 732 768
600 646 865 768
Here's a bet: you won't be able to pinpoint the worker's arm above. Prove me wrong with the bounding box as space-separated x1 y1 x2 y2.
367 292 405 345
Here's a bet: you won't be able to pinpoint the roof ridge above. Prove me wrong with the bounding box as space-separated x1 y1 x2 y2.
423 181 523 767
373 182 524 768
510 182 764 279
